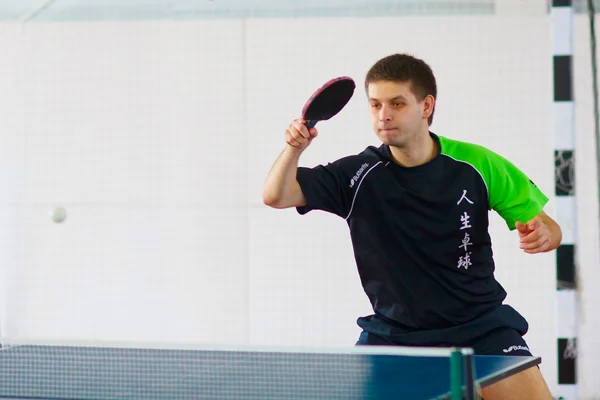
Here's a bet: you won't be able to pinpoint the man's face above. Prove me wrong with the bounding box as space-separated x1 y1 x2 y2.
367 80 430 147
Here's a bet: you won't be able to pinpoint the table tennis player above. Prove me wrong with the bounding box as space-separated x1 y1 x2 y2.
262 53 560 399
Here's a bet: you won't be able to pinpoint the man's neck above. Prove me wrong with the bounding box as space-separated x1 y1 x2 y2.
389 131 437 168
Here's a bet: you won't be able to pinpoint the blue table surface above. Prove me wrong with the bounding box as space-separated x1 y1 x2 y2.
0 344 541 400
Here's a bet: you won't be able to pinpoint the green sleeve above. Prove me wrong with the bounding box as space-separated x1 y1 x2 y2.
485 150 549 230
440 136 549 231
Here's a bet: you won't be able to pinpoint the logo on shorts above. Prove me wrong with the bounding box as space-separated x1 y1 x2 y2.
349 163 369 188
503 345 530 353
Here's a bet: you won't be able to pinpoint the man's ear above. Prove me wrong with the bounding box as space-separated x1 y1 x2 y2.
423 95 435 120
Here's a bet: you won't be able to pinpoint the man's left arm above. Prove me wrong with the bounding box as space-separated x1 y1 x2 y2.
515 210 562 254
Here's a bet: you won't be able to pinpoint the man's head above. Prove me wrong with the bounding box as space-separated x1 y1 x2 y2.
365 54 437 147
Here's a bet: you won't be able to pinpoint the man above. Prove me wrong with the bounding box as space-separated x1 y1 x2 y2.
262 53 560 399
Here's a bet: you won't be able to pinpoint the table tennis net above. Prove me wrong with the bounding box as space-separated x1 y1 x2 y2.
0 342 445 400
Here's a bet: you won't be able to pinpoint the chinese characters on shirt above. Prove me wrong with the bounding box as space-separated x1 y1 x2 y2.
456 190 474 269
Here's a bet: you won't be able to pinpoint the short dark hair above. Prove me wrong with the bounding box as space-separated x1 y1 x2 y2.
365 54 437 125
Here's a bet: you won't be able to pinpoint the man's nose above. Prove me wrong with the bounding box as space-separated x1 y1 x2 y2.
379 105 392 122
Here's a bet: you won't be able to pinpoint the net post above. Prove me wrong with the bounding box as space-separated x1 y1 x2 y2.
449 347 463 400
461 347 476 400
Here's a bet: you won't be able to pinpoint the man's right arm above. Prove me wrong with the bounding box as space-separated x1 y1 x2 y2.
262 146 307 208
262 118 318 209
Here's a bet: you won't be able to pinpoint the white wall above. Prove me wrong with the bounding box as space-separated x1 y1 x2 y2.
0 14 597 397
0 21 249 344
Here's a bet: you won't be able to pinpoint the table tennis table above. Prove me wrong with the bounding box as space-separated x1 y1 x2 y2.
0 338 540 400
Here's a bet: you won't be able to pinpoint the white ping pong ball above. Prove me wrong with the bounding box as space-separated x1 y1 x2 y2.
51 207 67 223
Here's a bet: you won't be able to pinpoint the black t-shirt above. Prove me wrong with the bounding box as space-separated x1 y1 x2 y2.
295 133 548 344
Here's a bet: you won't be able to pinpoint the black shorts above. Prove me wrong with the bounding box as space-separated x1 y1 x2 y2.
356 327 533 356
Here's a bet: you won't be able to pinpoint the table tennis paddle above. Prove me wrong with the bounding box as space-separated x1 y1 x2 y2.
302 76 355 129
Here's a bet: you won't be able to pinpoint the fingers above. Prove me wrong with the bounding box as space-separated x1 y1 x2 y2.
292 119 311 139
519 220 551 253
527 216 542 231
520 234 547 251
522 237 551 253
515 221 529 234
285 118 318 150
520 228 542 244
516 216 543 237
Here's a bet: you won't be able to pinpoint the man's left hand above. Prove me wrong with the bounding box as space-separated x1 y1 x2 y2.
515 216 553 254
